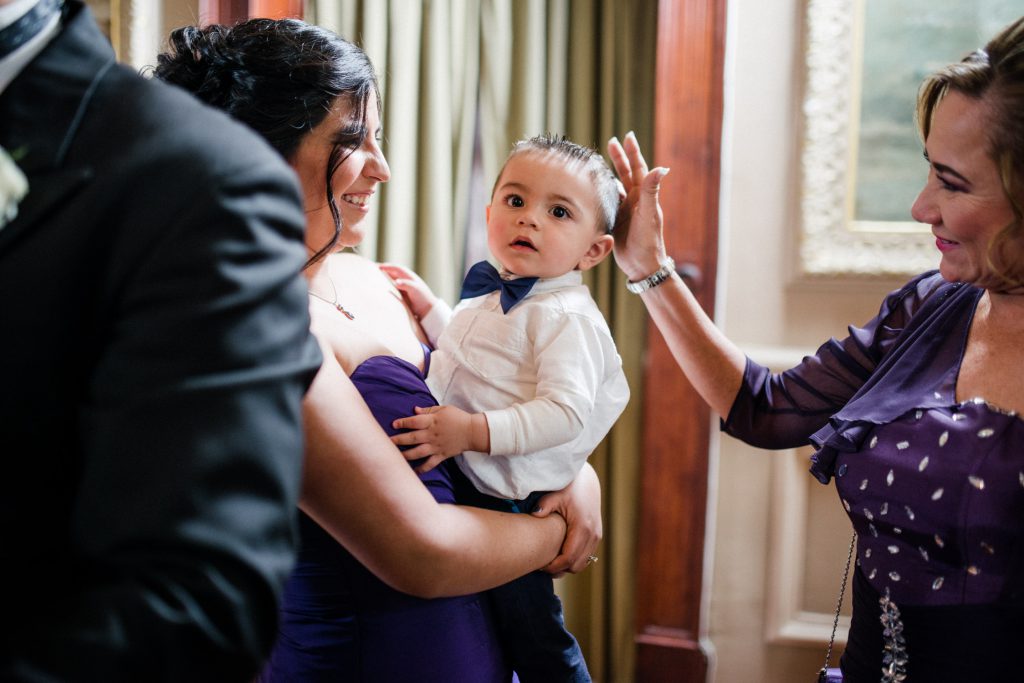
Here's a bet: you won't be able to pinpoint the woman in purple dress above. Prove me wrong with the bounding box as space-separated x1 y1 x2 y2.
155 19 602 681
608 16 1024 683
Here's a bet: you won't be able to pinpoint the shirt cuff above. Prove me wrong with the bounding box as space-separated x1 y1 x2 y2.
482 408 516 455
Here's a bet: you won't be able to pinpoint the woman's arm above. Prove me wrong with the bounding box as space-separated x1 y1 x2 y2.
608 132 746 417
608 134 943 445
300 345 568 599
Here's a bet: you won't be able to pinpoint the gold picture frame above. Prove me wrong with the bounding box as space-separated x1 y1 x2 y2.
798 0 934 278
797 0 1019 278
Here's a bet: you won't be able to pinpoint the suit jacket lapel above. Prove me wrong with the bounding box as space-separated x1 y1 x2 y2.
0 0 113 253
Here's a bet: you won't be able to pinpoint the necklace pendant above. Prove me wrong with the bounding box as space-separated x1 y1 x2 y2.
309 274 354 320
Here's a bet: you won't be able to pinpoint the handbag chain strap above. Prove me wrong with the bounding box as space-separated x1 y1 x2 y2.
820 531 858 678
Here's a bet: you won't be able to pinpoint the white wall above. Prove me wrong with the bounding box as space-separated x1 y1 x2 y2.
708 1 912 681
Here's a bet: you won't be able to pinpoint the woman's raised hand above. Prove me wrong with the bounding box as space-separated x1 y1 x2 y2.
607 132 670 282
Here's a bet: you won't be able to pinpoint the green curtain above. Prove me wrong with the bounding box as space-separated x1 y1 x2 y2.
307 2 657 679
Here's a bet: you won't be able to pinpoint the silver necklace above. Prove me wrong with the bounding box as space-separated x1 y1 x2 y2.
309 274 355 320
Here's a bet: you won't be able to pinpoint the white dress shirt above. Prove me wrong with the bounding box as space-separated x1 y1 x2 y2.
0 0 61 94
421 270 630 500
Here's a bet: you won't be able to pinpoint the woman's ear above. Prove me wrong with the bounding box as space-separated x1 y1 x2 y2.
577 234 614 272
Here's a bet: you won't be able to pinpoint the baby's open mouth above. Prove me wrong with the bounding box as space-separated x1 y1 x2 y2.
512 238 537 251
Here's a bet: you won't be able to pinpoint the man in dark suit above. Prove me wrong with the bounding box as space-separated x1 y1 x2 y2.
0 0 322 679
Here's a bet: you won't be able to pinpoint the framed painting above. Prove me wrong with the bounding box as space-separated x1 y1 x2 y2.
798 0 1023 278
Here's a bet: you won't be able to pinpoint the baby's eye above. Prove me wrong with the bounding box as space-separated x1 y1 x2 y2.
505 194 524 208
551 205 571 219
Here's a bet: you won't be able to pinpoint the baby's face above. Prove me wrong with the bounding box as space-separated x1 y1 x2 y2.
487 152 606 279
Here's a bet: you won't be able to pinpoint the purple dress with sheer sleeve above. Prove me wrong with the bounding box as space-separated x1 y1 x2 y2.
259 350 512 682
723 271 1024 683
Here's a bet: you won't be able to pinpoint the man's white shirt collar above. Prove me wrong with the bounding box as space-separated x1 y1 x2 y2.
0 0 61 94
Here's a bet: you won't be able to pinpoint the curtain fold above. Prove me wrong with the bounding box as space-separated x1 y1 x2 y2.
307 2 657 679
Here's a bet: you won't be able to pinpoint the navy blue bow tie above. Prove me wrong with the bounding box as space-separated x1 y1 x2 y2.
459 261 538 313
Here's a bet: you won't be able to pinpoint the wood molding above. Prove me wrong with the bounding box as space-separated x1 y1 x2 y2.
198 0 248 24
634 0 727 680
747 345 853 647
198 0 301 24
249 0 304 19
764 447 853 645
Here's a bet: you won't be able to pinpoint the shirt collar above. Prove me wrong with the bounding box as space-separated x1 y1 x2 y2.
498 267 583 299
0 0 61 95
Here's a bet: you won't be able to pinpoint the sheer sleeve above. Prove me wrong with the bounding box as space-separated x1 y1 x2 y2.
722 271 950 450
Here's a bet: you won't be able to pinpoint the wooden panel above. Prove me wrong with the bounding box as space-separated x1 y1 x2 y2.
634 0 727 680
249 0 304 19
198 0 248 24
199 0 301 24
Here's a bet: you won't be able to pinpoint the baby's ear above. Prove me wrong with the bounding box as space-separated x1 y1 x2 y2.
577 234 614 272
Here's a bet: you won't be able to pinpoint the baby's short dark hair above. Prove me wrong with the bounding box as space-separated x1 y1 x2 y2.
495 134 619 234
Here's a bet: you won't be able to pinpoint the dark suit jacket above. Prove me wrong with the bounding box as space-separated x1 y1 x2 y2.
0 3 322 679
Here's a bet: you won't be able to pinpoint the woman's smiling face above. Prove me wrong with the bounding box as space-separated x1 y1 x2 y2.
291 91 390 255
911 91 1015 285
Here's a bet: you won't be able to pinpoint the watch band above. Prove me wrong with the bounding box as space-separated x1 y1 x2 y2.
625 257 675 294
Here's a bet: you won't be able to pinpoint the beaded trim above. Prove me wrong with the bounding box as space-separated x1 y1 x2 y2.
957 396 1021 420
879 589 908 682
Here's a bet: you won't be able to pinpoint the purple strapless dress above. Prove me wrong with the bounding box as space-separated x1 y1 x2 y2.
259 350 512 682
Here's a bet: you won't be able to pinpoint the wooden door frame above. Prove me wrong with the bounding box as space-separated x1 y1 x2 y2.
634 0 727 680
198 0 302 24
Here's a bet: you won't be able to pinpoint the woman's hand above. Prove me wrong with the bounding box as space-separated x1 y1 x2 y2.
532 463 602 576
379 262 438 320
606 132 670 282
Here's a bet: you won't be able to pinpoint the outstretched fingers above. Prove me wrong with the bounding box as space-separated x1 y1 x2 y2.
623 131 649 186
607 136 633 191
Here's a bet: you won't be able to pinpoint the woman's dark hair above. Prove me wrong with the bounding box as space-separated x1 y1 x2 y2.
154 18 380 268
916 15 1024 291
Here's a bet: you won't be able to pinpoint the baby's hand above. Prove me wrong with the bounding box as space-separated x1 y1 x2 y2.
391 405 490 474
379 262 437 320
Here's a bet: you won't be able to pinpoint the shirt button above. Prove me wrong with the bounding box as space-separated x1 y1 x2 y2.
837 463 848 477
